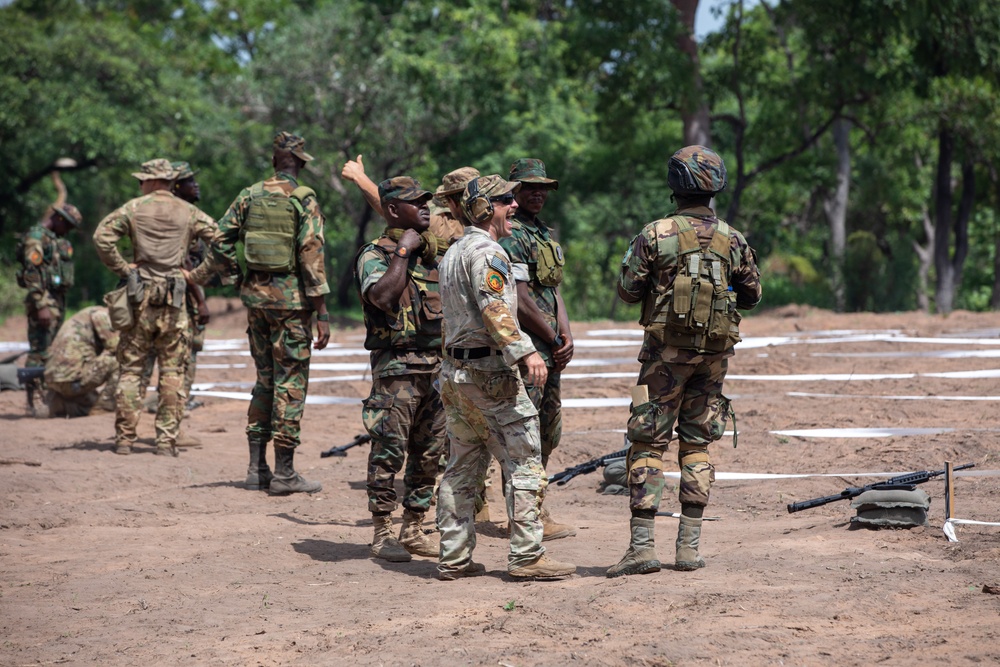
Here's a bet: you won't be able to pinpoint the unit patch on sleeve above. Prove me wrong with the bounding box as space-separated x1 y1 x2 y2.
484 269 505 294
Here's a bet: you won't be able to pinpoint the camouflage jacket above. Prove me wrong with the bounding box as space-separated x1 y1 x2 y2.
355 232 442 378
619 205 762 363
20 224 73 309
216 172 330 310
439 227 536 370
499 210 560 363
94 189 224 286
429 210 465 243
43 306 118 385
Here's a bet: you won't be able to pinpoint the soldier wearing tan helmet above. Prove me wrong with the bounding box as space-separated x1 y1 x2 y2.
607 145 761 577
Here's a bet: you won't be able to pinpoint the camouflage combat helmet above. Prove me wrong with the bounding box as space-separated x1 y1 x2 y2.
667 145 727 195
52 203 83 228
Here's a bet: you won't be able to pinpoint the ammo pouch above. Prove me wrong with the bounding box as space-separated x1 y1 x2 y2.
535 239 565 287
168 276 187 309
57 239 74 289
126 270 145 305
242 184 313 273
103 285 134 331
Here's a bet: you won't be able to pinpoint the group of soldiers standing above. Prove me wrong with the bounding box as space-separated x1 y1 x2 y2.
16 132 761 581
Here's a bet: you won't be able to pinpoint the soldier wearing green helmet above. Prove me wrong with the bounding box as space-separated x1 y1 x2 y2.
607 145 762 578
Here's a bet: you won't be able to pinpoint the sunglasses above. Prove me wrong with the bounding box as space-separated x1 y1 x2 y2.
489 193 516 206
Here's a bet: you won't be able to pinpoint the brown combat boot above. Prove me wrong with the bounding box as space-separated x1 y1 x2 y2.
675 515 706 571
268 445 321 495
509 553 576 579
175 429 203 447
371 514 411 562
474 497 491 523
540 505 577 541
398 509 439 558
606 516 661 578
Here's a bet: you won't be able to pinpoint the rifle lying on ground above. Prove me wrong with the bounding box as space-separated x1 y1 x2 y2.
786 463 976 513
17 366 46 416
549 447 629 486
320 434 372 458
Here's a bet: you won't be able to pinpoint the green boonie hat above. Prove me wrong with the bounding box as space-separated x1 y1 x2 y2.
378 176 433 205
668 145 727 194
131 158 176 181
53 203 83 228
273 131 314 162
508 158 559 190
435 166 481 197
171 161 197 180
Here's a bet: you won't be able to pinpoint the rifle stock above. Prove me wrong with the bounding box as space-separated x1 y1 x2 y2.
320 434 371 458
549 447 629 486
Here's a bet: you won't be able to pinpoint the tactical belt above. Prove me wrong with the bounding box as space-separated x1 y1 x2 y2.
446 346 500 360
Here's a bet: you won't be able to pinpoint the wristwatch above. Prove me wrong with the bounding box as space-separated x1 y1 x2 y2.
317 312 330 322
395 246 410 258
552 334 564 348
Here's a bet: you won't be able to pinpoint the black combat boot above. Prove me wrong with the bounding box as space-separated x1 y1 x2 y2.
268 445 322 495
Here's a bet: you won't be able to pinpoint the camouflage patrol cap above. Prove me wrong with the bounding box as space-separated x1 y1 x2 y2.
52 203 83 228
273 131 314 162
131 158 176 181
171 161 197 180
435 166 481 197
508 158 558 190
378 176 432 205
668 145 727 195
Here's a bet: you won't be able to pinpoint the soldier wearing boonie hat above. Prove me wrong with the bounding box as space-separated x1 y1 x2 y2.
94 157 228 458
500 157 576 542
355 175 447 563
430 166 481 242
213 131 330 495
16 169 84 372
607 145 761 579
433 174 576 581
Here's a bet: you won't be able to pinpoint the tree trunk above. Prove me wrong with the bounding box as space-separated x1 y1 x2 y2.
932 128 955 314
671 0 711 147
991 169 1000 310
822 118 851 312
336 206 374 309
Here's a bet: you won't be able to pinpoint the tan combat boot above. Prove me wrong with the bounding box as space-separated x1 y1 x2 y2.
540 505 577 541
509 553 576 579
474 497 491 522
175 429 203 447
371 514 411 562
438 561 487 581
606 517 661 578
675 515 706 571
398 509 439 558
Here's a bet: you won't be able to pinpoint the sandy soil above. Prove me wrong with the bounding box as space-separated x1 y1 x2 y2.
1 301 998 666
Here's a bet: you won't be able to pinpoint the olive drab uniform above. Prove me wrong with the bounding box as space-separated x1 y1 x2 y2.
436 224 551 576
17 224 75 367
499 209 566 466
355 229 447 519
94 172 223 455
618 205 761 516
43 306 119 418
215 172 329 452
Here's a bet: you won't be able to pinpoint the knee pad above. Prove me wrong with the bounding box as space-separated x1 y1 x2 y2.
628 445 667 511
678 445 714 507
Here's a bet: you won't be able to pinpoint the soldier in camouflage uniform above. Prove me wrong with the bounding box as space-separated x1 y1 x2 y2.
436 174 576 581
215 132 331 495
94 159 225 457
354 176 447 562
607 146 761 577
501 158 576 541
18 200 83 369
43 306 119 418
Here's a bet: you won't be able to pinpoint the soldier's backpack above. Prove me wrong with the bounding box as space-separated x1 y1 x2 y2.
640 217 741 354
242 184 315 273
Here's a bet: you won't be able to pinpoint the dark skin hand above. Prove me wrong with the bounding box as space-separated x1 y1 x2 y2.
308 295 330 350
366 197 430 314
514 282 574 372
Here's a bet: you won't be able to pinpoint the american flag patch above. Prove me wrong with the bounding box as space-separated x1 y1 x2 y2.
489 254 510 276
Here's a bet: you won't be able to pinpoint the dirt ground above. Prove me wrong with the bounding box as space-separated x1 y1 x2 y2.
1 300 998 666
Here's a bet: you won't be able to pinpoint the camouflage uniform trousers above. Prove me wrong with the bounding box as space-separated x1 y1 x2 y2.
47 355 119 418
25 297 65 368
141 313 204 404
246 308 312 449
525 368 562 467
437 358 546 572
115 297 190 448
362 373 446 514
626 356 729 511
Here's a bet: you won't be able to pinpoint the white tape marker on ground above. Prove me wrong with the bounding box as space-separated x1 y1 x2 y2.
788 391 1000 401
664 470 997 481
190 390 361 405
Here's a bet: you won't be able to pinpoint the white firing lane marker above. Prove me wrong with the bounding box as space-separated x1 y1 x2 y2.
729 372 915 381
788 391 1000 401
811 349 1000 359
663 470 994 480
190 390 361 405
196 363 249 369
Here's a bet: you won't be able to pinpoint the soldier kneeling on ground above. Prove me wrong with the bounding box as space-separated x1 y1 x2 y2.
43 305 120 418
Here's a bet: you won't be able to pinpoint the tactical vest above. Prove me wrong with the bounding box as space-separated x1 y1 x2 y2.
15 229 72 291
242 184 314 273
357 237 443 351
535 238 565 287
639 216 741 353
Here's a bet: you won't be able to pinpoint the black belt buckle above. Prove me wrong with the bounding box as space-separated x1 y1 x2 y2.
447 346 495 360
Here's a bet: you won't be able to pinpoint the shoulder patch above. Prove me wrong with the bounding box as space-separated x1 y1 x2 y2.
27 249 43 266
488 253 510 276
484 269 506 294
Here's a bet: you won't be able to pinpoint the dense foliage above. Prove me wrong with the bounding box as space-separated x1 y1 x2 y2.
2 0 999 322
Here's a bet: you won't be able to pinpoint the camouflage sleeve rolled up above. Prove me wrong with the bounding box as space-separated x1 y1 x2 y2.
618 225 657 304
296 194 330 299
355 244 389 305
730 230 762 310
499 221 533 283
214 187 251 286
93 204 134 278
187 207 235 286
